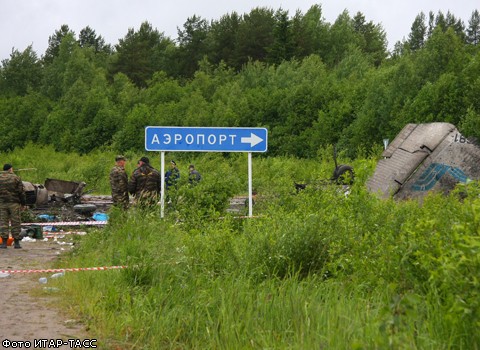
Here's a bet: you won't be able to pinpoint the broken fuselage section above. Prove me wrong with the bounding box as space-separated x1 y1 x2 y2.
367 122 480 200
23 178 86 207
22 178 106 218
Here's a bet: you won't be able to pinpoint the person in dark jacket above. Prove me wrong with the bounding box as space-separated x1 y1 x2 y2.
188 164 201 185
109 155 129 209
165 160 180 190
128 157 161 207
0 164 26 249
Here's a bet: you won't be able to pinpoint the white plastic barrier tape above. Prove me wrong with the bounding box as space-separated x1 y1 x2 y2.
0 266 127 274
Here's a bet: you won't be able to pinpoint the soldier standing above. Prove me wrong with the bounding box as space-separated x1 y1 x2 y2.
128 157 161 207
109 155 129 209
188 164 201 185
165 160 180 189
0 164 26 249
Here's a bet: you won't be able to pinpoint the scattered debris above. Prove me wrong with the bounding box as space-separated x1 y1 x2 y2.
24 178 86 207
50 271 65 279
22 178 112 224
295 145 354 192
227 196 249 214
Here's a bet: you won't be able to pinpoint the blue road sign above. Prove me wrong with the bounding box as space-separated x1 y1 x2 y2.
145 127 268 152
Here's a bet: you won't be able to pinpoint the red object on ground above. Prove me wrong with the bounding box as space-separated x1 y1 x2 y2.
0 237 14 246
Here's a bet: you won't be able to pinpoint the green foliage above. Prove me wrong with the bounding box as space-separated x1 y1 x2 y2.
43 24 75 64
0 144 135 193
41 33 80 100
176 15 210 78
243 199 333 279
207 12 242 68
460 107 480 140
0 94 50 150
1 6 479 348
0 6 478 158
4 146 473 349
111 104 153 152
0 46 43 96
267 9 295 64
175 171 240 223
109 21 173 87
46 150 479 348
290 4 328 58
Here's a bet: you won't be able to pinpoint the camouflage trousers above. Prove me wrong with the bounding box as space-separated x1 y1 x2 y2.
0 203 22 240
133 192 160 209
112 192 129 210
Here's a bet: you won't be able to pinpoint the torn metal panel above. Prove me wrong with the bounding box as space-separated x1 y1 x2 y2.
395 123 454 153
23 178 88 207
44 178 86 201
368 149 428 198
368 122 480 200
23 181 48 206
382 123 417 158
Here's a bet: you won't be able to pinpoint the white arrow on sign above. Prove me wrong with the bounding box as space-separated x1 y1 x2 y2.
241 133 263 147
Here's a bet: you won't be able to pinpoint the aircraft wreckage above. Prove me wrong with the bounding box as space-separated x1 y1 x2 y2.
22 178 111 222
367 122 480 200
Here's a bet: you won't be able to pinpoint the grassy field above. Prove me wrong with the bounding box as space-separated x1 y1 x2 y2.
6 145 480 349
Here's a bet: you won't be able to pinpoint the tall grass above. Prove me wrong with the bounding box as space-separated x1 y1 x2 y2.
6 145 480 349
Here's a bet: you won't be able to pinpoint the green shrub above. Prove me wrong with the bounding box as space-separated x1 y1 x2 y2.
6 145 480 348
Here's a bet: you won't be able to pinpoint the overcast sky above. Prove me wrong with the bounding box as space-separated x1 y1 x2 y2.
1 0 478 62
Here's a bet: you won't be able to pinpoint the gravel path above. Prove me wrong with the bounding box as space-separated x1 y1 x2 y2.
0 236 92 349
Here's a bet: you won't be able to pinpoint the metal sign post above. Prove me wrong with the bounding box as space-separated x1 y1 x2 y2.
145 126 268 218
248 152 253 217
160 152 165 218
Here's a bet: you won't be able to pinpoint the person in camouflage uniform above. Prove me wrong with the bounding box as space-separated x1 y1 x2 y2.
0 164 26 249
128 157 161 207
109 155 129 209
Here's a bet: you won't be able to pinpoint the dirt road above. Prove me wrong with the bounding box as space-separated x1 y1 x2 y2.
0 236 92 349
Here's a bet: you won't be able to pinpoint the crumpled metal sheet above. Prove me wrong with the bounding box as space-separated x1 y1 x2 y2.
368 122 480 199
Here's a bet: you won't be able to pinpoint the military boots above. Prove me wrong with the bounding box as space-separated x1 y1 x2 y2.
0 237 7 249
13 239 22 249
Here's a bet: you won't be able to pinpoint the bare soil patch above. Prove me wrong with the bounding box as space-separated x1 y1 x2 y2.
0 237 91 349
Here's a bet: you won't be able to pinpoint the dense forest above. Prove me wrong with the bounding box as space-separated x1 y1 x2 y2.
0 4 479 157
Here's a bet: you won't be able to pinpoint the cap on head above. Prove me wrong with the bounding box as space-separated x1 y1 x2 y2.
189 164 194 169
115 155 126 162
171 160 176 166
139 156 150 164
3 164 12 171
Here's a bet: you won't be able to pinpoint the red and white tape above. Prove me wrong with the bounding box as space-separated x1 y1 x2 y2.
0 266 127 274
22 221 108 226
